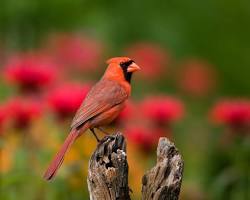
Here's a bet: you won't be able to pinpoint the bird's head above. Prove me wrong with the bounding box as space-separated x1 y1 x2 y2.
105 57 141 83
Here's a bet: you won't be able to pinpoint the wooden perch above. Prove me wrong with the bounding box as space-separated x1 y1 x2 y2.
87 133 130 200
87 133 184 200
141 138 184 200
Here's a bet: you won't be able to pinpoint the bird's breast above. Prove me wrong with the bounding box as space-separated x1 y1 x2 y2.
89 102 126 128
119 81 131 97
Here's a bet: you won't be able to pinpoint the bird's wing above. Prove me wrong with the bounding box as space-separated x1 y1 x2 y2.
70 79 128 130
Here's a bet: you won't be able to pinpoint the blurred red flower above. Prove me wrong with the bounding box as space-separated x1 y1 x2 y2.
0 105 8 134
211 99 250 130
7 98 42 129
125 125 165 152
126 42 169 79
4 53 57 93
141 96 184 125
46 33 103 71
47 83 91 119
176 59 217 97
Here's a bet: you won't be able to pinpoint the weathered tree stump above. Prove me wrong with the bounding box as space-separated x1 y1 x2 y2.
87 133 184 200
141 138 184 200
87 133 130 200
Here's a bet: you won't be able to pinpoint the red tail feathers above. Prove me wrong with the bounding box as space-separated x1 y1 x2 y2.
43 129 79 180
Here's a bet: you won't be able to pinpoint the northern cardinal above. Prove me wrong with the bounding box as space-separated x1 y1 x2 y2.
44 57 140 180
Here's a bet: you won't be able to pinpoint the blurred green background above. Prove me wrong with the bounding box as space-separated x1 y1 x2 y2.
1 0 250 94
0 0 249 200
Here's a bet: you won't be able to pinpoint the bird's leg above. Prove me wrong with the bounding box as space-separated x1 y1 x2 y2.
90 128 100 142
97 127 110 135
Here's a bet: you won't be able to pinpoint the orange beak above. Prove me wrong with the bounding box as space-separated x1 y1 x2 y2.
127 63 141 72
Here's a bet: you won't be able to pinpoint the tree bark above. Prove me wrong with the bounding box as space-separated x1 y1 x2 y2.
141 138 184 200
87 133 184 200
87 133 131 200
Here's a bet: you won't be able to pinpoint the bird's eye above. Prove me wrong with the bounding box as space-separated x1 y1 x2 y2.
120 62 126 68
120 60 134 68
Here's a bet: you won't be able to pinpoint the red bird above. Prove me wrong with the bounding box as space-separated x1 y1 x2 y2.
44 57 140 180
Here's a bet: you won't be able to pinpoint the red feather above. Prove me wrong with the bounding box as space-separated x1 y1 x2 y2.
44 127 84 180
